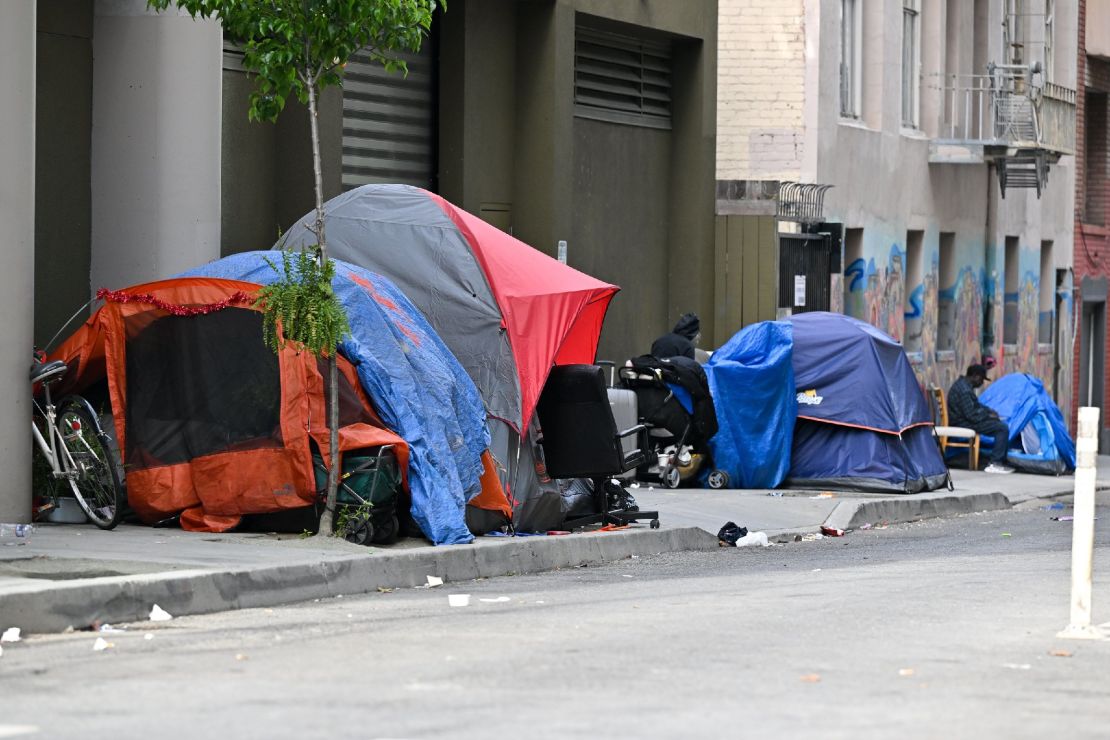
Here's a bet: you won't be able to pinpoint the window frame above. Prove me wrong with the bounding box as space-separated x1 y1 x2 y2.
901 0 921 129
840 0 862 119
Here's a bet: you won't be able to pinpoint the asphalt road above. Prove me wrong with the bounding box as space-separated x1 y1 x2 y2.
2 501 1109 740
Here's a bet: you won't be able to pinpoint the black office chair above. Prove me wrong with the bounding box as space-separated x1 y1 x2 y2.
537 364 660 530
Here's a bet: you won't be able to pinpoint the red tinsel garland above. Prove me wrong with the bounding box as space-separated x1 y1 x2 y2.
96 288 255 316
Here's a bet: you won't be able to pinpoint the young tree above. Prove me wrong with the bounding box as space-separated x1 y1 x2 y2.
148 0 440 536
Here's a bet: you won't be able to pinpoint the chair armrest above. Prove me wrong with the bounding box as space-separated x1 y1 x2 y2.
616 424 649 471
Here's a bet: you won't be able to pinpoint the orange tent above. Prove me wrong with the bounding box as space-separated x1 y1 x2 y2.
50 277 416 532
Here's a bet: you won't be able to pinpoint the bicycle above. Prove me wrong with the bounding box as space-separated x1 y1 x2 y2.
31 354 124 529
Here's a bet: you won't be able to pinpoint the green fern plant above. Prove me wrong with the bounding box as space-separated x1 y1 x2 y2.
255 249 349 357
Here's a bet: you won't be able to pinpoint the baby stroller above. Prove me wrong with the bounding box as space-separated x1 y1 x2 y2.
618 354 728 489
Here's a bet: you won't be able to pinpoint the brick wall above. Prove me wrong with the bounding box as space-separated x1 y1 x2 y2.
717 0 806 181
1072 0 1110 428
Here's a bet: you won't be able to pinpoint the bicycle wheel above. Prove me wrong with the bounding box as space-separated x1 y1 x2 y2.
56 400 123 529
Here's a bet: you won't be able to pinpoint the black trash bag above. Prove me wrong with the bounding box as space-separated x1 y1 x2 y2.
559 478 597 518
717 521 748 547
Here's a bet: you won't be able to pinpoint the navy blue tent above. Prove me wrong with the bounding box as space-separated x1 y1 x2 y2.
710 312 947 493
980 373 1075 475
785 313 947 493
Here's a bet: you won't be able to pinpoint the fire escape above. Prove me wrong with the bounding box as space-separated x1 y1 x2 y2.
929 63 1076 197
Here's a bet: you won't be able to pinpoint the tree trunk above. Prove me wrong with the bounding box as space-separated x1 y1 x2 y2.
306 80 341 538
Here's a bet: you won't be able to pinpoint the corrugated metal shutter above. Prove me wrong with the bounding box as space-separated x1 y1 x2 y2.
342 46 436 191
574 26 672 130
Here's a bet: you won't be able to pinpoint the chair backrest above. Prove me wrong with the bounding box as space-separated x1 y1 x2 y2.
929 386 948 426
537 364 624 479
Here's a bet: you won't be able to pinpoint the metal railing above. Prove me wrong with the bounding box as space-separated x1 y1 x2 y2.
930 64 1075 155
776 182 833 224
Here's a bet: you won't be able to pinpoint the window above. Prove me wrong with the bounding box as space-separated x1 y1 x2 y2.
574 26 673 130
1084 92 1107 226
1004 236 1020 345
1003 0 1026 66
1039 241 1054 344
1044 0 1055 81
840 0 862 118
903 231 925 352
902 0 920 128
937 232 956 352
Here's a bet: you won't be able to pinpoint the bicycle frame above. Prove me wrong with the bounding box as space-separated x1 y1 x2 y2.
31 385 79 484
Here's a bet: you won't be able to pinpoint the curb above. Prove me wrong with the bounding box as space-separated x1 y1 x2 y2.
1 526 717 634
822 492 1013 532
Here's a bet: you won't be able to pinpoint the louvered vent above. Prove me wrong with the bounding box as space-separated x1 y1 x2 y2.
341 47 436 191
574 27 672 130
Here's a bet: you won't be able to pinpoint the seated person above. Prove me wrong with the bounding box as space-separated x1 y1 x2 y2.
947 363 1013 474
651 312 701 361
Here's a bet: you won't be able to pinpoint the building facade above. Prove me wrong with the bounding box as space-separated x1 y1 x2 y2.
718 0 1078 413
5 0 718 521
1072 0 1110 448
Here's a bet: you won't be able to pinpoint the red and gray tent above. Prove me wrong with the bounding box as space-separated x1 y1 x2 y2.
277 184 619 530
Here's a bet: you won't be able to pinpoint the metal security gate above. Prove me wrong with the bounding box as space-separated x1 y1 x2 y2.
341 41 437 191
778 227 841 314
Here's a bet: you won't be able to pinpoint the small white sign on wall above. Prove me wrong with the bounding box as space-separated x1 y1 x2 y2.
794 275 807 307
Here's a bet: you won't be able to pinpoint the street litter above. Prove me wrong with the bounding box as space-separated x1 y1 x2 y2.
1050 649 1073 658
92 637 112 651
98 624 126 633
859 523 873 530
1001 533 1012 538
736 531 770 547
898 668 915 677
811 492 836 499
820 526 846 537
1001 663 1031 670
149 604 172 622
1053 516 1075 522
622 574 635 578
1 627 21 643
425 576 444 588
235 653 248 661
448 594 470 607
767 492 783 497
377 587 394 593
143 634 153 641
1043 502 1066 510
717 521 748 546
799 674 821 683
479 597 511 603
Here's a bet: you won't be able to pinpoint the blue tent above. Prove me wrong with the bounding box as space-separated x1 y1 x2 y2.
980 373 1075 475
181 252 491 545
784 313 947 493
709 312 947 493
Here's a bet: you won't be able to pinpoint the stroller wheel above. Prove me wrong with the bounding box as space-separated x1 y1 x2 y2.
343 517 374 546
707 470 730 489
661 465 682 489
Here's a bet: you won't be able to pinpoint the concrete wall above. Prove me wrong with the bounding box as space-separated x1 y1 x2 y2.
0 2 37 521
35 1 93 347
438 0 718 363
717 0 1077 408
91 1 222 290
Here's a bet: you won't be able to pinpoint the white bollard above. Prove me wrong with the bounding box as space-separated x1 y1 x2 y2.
1058 406 1107 640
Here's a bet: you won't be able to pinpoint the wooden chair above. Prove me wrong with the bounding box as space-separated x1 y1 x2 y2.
929 386 980 470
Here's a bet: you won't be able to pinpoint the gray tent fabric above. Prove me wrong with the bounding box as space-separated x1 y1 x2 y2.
277 185 567 532
279 186 522 427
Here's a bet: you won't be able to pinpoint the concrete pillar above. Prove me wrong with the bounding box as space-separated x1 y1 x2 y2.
91 0 222 291
0 3 36 523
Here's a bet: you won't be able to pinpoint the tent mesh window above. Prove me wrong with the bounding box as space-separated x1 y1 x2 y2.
123 308 282 470
574 25 672 130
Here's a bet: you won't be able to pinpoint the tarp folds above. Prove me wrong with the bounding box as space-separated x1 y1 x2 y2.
705 321 795 488
181 252 496 544
980 373 1076 474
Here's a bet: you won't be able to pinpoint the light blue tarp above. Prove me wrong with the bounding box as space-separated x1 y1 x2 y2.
181 252 490 545
705 321 796 488
980 373 1075 474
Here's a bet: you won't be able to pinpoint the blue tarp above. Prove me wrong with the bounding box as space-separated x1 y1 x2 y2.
980 373 1075 474
705 321 795 488
181 252 491 545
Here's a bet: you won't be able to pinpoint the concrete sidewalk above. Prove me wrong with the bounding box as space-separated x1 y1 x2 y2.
1 458 1106 634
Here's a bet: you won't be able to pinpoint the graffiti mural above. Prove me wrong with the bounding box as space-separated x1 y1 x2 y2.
844 244 905 342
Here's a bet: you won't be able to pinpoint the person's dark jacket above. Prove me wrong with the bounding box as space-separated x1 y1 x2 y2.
650 313 700 361
947 376 997 427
